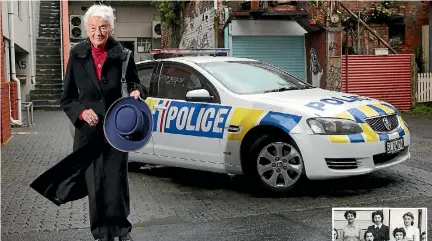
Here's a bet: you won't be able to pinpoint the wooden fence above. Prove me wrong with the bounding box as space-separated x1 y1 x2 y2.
417 73 432 103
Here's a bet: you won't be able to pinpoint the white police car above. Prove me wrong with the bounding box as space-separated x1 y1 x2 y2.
129 49 410 195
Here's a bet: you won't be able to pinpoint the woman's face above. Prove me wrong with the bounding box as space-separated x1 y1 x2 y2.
373 215 382 224
421 233 426 241
395 232 404 241
365 232 374 241
346 213 355 223
87 16 111 47
332 230 337 240
403 215 413 226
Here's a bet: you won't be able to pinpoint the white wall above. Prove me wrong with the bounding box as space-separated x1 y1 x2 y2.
2 0 31 52
2 0 38 102
179 7 216 49
68 2 161 62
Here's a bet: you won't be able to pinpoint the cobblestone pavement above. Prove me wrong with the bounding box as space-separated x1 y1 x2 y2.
1 112 431 240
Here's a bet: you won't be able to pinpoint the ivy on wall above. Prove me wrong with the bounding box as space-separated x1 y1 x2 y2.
152 0 188 48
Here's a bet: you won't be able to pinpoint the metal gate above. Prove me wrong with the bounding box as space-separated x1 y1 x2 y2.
231 36 306 80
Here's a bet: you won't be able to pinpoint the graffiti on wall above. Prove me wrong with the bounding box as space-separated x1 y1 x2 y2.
327 57 342 92
179 8 215 49
310 47 323 88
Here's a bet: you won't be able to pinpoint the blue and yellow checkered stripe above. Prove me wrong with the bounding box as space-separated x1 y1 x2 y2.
329 103 409 144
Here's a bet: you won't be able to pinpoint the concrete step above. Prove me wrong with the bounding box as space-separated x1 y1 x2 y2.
39 20 61 25
39 23 60 28
36 64 62 70
31 88 63 95
36 50 61 55
36 38 61 43
36 60 61 65
32 99 61 106
30 93 62 101
35 41 61 47
38 32 61 39
35 83 63 89
36 68 62 74
35 78 62 84
34 105 62 111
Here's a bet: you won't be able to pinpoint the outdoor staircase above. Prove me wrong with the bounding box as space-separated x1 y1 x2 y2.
30 1 63 111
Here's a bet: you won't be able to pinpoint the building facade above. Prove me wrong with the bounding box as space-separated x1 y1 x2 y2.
62 0 161 67
160 0 430 89
1 0 38 145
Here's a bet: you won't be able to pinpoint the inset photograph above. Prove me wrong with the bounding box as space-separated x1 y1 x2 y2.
333 208 427 241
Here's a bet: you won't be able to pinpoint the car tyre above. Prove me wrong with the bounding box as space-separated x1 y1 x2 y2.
244 134 305 196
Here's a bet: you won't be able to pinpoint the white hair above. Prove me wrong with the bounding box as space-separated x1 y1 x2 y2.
84 4 115 31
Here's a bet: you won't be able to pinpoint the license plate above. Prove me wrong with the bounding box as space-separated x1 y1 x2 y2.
386 137 404 154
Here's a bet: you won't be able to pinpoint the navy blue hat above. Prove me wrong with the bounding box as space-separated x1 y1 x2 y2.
103 96 153 152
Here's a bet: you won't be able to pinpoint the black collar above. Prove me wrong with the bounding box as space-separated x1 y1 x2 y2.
73 36 128 60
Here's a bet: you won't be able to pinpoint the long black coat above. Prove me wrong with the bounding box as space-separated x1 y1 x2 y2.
30 37 147 206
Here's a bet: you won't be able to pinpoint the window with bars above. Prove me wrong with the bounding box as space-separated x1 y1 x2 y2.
137 38 152 53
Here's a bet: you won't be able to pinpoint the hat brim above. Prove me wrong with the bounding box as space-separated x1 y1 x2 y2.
104 96 153 152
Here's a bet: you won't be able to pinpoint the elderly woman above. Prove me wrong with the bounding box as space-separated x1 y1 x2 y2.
367 210 390 241
402 212 420 241
393 228 407 241
340 210 362 241
60 3 146 241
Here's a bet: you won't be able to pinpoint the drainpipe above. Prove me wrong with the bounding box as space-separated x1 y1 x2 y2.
8 0 23 125
28 0 36 84
60 0 64 80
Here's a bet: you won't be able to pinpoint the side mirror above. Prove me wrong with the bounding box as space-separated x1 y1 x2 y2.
185 89 214 102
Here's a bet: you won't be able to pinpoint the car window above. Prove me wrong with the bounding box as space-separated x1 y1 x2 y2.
197 61 311 94
158 64 204 100
137 63 155 89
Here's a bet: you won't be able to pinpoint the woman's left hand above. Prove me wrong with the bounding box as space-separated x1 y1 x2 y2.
130 90 140 99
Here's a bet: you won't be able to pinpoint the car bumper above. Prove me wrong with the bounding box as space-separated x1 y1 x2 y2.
290 131 411 180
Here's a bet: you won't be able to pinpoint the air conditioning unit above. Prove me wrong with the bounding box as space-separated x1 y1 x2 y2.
152 21 161 38
70 15 87 39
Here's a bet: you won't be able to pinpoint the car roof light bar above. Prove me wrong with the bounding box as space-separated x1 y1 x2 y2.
151 48 230 56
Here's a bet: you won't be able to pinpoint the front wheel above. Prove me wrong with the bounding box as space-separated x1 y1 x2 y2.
245 135 305 195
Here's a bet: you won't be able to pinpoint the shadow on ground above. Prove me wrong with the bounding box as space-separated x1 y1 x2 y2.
129 164 396 199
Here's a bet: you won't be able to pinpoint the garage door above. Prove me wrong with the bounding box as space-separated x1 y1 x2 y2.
232 36 306 80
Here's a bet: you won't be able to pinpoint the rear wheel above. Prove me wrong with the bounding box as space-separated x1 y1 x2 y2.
245 134 305 195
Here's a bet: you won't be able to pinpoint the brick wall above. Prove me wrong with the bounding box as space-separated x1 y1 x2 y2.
0 1 12 145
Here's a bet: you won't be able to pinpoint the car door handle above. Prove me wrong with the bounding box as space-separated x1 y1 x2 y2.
153 105 167 110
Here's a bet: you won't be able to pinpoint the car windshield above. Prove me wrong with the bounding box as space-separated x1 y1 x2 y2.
197 61 313 94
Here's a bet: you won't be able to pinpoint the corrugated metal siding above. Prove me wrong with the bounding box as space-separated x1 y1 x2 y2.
232 36 306 80
341 55 413 111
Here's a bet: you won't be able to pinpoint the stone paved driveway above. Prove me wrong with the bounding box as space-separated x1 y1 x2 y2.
1 112 431 238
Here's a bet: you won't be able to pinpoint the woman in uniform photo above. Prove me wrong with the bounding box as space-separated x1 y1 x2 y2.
367 210 390 241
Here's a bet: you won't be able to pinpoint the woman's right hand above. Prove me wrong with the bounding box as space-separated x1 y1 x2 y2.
82 109 99 126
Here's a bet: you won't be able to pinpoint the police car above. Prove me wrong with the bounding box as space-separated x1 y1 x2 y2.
127 48 410 194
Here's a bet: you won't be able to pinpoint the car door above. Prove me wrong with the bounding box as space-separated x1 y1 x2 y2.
131 61 158 155
149 61 230 164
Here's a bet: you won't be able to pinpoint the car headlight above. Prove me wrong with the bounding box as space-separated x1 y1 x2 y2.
307 117 363 135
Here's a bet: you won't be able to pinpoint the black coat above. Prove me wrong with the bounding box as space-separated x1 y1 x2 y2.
30 37 147 206
367 224 390 241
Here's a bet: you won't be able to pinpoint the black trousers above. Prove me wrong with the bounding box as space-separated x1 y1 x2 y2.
85 142 132 240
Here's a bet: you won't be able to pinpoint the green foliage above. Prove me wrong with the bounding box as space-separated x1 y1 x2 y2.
152 0 176 23
409 103 432 116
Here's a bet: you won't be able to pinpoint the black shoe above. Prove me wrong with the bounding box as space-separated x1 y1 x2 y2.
97 238 114 241
117 233 133 241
